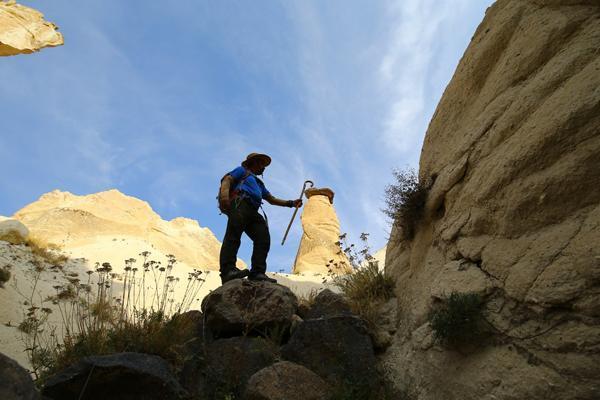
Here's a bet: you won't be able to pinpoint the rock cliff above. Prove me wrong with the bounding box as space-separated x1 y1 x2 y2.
14 189 244 270
292 188 352 275
0 1 63 56
383 1 600 399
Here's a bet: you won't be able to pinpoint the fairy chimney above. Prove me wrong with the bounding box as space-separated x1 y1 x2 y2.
292 188 352 276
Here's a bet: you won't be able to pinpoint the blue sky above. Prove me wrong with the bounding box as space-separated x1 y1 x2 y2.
1 0 493 271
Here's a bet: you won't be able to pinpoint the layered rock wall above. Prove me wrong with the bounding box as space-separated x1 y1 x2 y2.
383 1 600 399
0 1 63 56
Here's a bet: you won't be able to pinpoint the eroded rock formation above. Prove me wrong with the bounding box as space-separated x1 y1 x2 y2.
14 189 244 270
292 188 352 275
382 1 600 399
0 1 63 56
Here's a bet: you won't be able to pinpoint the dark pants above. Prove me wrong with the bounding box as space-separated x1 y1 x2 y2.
219 199 270 275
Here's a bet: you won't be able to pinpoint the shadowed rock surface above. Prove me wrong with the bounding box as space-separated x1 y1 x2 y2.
282 315 378 392
243 361 331 400
382 0 600 399
304 288 353 319
201 279 298 338
42 352 186 400
0 352 40 400
181 336 279 399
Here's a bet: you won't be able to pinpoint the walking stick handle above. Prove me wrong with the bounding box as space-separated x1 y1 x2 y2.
281 180 314 245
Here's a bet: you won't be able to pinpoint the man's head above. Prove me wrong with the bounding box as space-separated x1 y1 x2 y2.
242 153 271 175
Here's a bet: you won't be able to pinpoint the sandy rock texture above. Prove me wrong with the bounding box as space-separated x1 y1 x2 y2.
382 1 600 399
292 188 351 275
0 1 63 56
14 189 243 270
0 216 29 241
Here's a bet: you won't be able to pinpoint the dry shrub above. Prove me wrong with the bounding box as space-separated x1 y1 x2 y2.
0 265 10 288
334 263 395 332
19 253 206 381
0 229 68 266
383 168 428 240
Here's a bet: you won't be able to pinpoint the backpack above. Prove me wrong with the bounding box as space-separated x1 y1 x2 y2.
217 169 251 214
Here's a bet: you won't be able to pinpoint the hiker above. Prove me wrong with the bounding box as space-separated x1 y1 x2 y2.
218 153 302 284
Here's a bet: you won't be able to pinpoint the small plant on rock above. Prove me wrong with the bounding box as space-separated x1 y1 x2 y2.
331 233 395 333
383 168 428 240
0 265 11 288
429 291 487 347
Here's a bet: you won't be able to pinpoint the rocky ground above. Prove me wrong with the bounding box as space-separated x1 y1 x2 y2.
1 280 399 400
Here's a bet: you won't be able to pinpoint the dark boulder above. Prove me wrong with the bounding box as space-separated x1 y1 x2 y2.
281 315 378 394
0 352 40 400
304 289 353 319
243 361 331 400
201 279 298 340
180 336 279 399
42 352 186 400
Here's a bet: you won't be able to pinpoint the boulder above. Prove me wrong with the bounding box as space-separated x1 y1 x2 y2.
382 0 600 399
42 352 186 400
281 315 378 393
0 1 63 56
180 336 279 399
304 289 352 319
0 216 29 243
201 279 298 339
292 188 352 275
0 352 40 400
243 361 331 400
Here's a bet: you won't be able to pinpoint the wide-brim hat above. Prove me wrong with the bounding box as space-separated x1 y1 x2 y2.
241 153 272 168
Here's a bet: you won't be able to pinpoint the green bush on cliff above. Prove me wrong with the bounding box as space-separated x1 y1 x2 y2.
383 168 428 240
429 292 487 347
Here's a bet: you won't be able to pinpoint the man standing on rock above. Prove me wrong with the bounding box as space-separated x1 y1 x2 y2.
218 153 302 284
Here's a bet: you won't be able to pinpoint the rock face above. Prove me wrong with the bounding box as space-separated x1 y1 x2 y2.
0 352 40 400
292 188 352 275
0 1 63 56
383 1 600 399
244 361 331 400
281 315 378 394
14 189 244 270
201 279 298 338
42 352 187 400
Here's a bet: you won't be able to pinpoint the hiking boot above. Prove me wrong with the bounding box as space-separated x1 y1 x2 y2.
220 268 250 284
248 272 277 283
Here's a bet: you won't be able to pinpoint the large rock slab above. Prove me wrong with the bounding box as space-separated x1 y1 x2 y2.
42 352 186 400
201 279 298 339
0 1 63 56
292 188 352 275
382 1 600 399
281 315 378 394
243 361 331 400
0 352 40 400
181 336 279 399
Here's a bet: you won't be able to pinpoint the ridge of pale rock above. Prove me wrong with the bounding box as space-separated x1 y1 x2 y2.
0 1 64 56
382 1 600 399
13 189 244 270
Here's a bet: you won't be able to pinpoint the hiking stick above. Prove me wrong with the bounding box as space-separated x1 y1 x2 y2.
281 180 314 245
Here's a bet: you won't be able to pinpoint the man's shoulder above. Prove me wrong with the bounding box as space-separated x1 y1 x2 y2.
228 166 248 179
